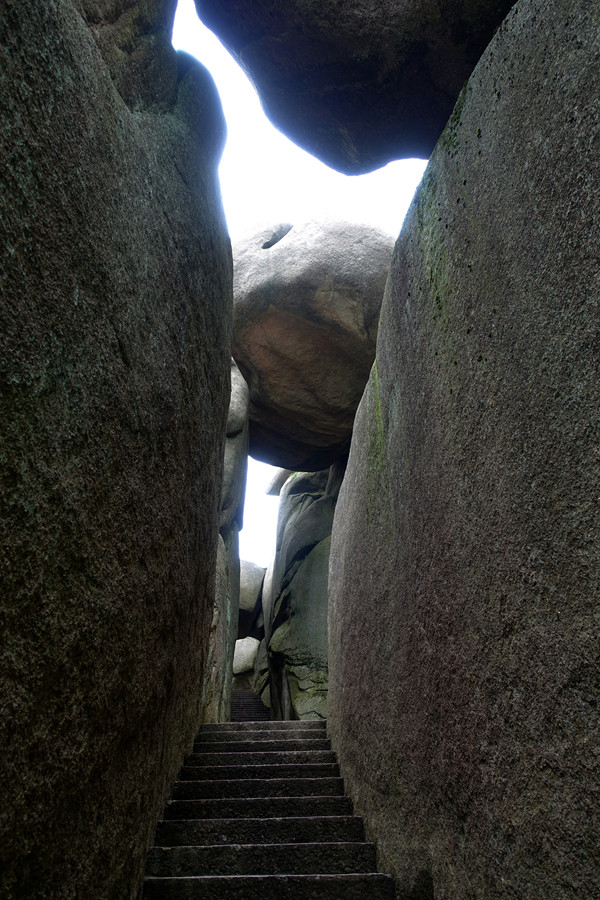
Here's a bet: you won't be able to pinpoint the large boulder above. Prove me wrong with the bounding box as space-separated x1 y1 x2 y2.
0 2 231 897
328 0 600 896
195 0 516 173
233 222 393 469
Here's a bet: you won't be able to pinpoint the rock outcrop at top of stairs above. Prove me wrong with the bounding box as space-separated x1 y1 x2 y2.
233 221 393 470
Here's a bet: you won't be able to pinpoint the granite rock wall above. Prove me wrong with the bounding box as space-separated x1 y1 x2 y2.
0 2 231 896
328 1 600 896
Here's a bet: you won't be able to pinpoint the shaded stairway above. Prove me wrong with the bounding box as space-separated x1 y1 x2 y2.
229 688 270 722
143 717 395 898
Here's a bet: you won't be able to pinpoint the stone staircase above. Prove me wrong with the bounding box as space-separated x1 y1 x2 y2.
143 716 395 898
229 688 270 721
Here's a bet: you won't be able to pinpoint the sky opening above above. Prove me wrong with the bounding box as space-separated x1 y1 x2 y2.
172 0 427 566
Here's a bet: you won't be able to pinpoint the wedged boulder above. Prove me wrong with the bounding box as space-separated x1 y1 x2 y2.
232 636 261 691
195 0 516 173
233 636 261 675
262 461 345 719
0 3 231 897
238 559 266 639
233 222 393 469
328 1 600 896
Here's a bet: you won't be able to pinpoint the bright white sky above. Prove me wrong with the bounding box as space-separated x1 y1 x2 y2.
172 0 427 567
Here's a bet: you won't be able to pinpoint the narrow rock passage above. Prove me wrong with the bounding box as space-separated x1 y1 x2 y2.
229 689 270 722
143 707 394 898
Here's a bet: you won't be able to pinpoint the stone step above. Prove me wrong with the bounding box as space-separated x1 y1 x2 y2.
179 763 339 781
146 842 377 877
195 729 326 745
143 873 396 899
202 721 326 733
185 750 337 767
154 816 366 847
163 795 353 821
192 738 331 753
172 777 345 800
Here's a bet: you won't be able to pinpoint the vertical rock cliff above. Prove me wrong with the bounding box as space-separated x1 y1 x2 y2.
0 1 232 896
329 0 600 896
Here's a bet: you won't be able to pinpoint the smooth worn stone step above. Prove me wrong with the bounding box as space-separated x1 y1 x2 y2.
145 842 377 877
172 777 345 800
202 721 326 733
192 739 331 753
163 795 353 821
179 763 339 781
154 816 366 847
185 750 337 767
195 729 326 744
143 873 396 899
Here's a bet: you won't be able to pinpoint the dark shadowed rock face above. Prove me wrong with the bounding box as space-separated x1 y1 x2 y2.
0 2 231 897
329 0 600 896
195 0 516 173
233 222 393 470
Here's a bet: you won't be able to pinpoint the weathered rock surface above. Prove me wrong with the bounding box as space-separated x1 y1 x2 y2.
203 361 250 721
203 531 240 721
0 3 231 897
328 1 600 896
195 0 516 173
220 359 250 535
262 462 345 718
233 636 261 676
233 222 393 469
239 559 266 639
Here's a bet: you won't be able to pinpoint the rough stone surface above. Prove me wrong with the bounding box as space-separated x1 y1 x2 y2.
203 529 240 723
233 637 261 676
263 462 345 719
233 222 393 469
328 2 600 897
195 0 516 173
220 359 249 535
253 638 271 707
0 3 231 897
266 468 295 496
204 361 249 720
269 537 330 720
239 559 266 639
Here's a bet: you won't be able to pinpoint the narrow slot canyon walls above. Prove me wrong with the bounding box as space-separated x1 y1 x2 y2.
328 1 600 896
0 1 232 896
203 360 249 722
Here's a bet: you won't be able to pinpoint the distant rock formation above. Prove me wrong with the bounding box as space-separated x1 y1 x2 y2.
203 360 250 722
328 0 600 896
260 461 345 719
232 636 261 691
0 3 231 897
233 222 393 469
238 559 266 639
195 0 516 173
